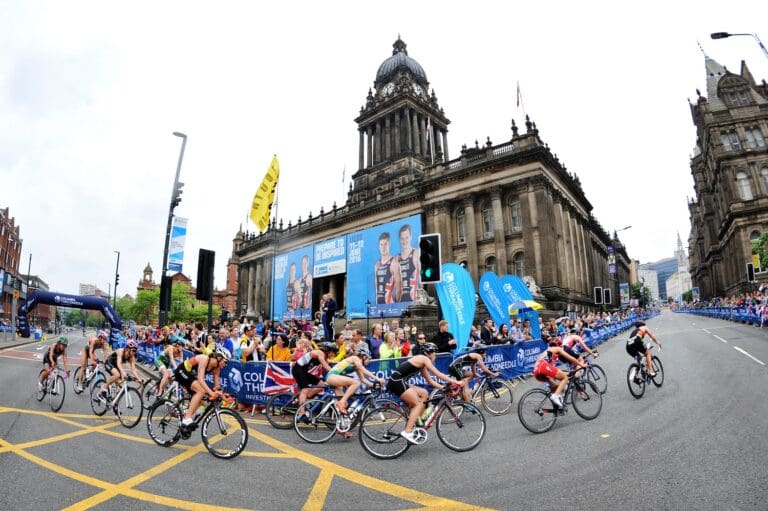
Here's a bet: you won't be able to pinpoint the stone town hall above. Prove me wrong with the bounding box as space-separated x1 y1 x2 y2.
230 37 629 323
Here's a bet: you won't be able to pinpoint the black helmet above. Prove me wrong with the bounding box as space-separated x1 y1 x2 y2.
634 320 646 328
569 328 579 335
421 342 439 354
473 344 489 354
319 342 338 353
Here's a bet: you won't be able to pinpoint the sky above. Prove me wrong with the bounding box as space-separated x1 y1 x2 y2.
2 1 768 297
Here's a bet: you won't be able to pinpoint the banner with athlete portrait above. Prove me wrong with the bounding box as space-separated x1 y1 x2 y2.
346 214 422 318
272 245 314 321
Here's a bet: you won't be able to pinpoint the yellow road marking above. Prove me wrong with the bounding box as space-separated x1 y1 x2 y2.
302 469 334 511
238 451 293 458
14 420 119 449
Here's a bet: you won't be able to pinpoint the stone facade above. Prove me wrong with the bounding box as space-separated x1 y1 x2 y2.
235 38 630 322
688 56 768 298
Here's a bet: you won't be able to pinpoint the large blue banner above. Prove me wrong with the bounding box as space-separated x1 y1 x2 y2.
479 272 509 330
501 274 541 339
435 263 476 352
346 214 422 318
313 236 347 277
272 245 314 321
168 217 188 273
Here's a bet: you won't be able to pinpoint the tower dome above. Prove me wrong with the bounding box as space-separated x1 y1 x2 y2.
375 37 428 85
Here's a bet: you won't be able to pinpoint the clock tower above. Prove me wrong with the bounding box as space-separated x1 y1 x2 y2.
351 37 450 204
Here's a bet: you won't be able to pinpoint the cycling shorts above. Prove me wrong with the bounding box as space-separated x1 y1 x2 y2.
448 363 470 381
291 364 321 390
173 366 198 391
563 346 580 360
533 359 558 382
385 370 409 396
626 337 647 359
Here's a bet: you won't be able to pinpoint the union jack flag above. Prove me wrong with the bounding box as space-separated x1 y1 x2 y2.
262 362 296 395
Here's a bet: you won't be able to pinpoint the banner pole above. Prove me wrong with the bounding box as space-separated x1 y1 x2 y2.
269 162 281 324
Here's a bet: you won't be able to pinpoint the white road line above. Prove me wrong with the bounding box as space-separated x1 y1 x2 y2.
702 329 711 334
733 346 766 366
713 335 728 343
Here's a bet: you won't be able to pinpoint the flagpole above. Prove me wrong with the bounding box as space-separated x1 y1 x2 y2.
269 155 281 325
516 81 526 118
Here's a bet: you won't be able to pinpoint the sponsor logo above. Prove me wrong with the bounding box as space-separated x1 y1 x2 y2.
444 271 455 283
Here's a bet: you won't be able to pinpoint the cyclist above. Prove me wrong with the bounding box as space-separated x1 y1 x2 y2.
385 342 464 444
626 320 661 379
96 340 143 402
39 336 70 391
292 342 336 415
532 337 586 408
448 344 500 403
561 329 598 364
155 335 185 397
76 330 109 392
325 345 385 414
175 346 231 428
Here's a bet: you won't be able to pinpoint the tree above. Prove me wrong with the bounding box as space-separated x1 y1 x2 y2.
130 288 159 325
752 232 768 270
630 282 652 307
682 290 693 303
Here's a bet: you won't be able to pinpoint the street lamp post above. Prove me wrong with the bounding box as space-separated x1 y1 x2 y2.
159 132 187 327
113 251 120 310
711 32 768 61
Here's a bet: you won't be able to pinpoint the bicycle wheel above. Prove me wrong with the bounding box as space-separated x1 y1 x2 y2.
36 370 47 401
265 392 299 429
651 356 664 387
49 374 66 412
72 367 85 395
587 364 608 395
89 371 106 395
146 399 182 447
480 378 515 415
436 401 486 452
294 399 338 444
517 388 557 434
115 387 143 428
627 363 645 399
571 380 602 420
90 384 109 416
142 380 159 410
201 408 249 459
358 404 410 459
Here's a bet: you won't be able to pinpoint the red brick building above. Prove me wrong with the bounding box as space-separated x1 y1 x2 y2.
0 207 23 324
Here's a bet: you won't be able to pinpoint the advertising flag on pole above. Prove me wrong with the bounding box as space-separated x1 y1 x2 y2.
435 263 476 353
250 155 280 232
168 217 188 273
516 81 521 107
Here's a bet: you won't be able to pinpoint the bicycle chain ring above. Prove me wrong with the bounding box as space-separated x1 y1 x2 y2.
411 427 428 444
336 415 352 433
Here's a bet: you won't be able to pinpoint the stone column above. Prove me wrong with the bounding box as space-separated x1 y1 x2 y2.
374 121 382 164
254 259 263 317
527 185 544 284
405 108 413 153
463 195 480 286
412 112 421 155
556 202 573 290
420 115 428 157
565 208 579 293
246 262 255 317
358 128 364 170
384 115 392 160
577 219 590 294
394 110 401 155
490 187 508 273
366 126 373 168
442 130 449 162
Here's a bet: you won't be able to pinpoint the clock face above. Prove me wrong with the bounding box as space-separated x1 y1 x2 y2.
383 82 395 95
413 84 423 96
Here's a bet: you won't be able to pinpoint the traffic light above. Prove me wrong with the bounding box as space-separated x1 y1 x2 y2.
419 233 442 283
172 181 185 208
747 262 756 282
115 274 119 285
593 286 603 304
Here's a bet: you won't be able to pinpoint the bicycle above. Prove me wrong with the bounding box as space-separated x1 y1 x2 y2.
429 374 520 416
562 352 607 398
146 395 249 459
142 374 189 411
627 346 664 399
358 383 486 459
517 369 603 434
36 367 67 412
90 375 144 428
72 361 107 395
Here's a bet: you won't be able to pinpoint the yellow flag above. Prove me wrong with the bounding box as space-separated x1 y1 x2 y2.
249 155 280 232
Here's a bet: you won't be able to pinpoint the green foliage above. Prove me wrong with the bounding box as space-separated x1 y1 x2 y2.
682 289 693 303
752 232 768 270
630 282 652 307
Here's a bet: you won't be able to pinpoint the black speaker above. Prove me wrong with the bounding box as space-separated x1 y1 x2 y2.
196 249 215 300
160 275 173 311
747 262 755 282
593 286 603 305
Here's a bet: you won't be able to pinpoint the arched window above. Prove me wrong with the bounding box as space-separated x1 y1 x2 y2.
485 256 497 273
456 207 466 243
481 202 493 238
509 197 522 232
737 172 753 200
512 252 525 277
750 231 761 242
459 260 468 269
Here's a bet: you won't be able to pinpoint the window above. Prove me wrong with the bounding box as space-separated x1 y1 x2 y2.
509 197 522 232
481 202 493 238
456 207 466 243
745 127 765 149
730 132 742 151
763 168 768 193
724 88 751 107
737 171 753 200
721 133 732 152
459 260 468 269
750 231 761 242
485 256 497 273
512 252 525 277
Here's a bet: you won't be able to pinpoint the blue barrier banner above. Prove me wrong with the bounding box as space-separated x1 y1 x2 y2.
501 274 541 339
435 263 476 352
479 272 509 330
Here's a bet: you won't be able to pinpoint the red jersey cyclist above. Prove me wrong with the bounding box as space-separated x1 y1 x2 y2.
626 321 661 379
532 337 586 408
385 342 464 444
76 330 109 392
95 340 143 403
39 336 70 391
174 346 231 428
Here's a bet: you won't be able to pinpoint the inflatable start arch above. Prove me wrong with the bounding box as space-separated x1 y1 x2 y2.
18 290 123 346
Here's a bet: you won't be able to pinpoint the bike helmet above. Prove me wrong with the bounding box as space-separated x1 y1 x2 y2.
569 328 580 335
58 336 69 346
97 330 108 339
421 342 439 354
634 320 646 328
319 342 338 353
126 340 139 350
355 345 371 358
212 346 232 361
473 344 489 354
